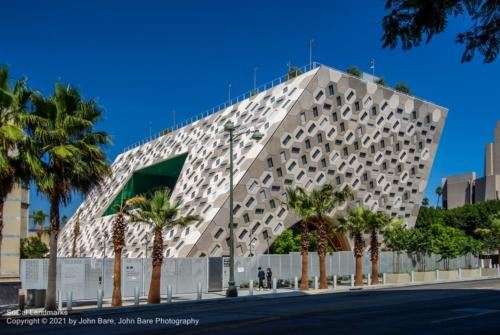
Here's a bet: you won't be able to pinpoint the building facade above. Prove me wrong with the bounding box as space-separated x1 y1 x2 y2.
58 64 447 258
443 121 500 209
0 184 30 279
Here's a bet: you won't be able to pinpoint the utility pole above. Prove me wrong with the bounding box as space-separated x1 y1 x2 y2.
309 39 314 69
253 67 258 93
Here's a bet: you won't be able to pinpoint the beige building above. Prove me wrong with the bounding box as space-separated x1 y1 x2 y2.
58 64 447 258
443 121 500 209
0 184 30 279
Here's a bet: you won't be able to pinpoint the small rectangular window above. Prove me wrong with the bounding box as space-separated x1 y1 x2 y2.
312 107 319 117
300 112 306 124
267 157 274 168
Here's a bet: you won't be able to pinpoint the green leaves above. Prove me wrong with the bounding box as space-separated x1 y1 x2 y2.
20 236 49 259
28 82 111 203
130 188 202 232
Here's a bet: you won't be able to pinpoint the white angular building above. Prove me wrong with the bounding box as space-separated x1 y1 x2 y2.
58 64 447 258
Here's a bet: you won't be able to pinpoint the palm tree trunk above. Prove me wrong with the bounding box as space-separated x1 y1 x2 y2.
112 247 122 306
148 229 164 303
111 213 125 306
317 220 328 289
0 199 4 273
354 233 364 287
45 197 60 311
300 220 309 290
370 230 379 285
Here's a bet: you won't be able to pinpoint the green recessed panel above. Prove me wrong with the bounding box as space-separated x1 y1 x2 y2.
103 153 187 216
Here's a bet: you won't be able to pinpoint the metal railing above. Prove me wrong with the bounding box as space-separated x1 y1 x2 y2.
122 62 322 152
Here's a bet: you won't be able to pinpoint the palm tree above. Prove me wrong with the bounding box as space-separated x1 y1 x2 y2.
71 210 81 258
336 207 370 286
28 84 111 311
111 196 143 307
284 187 313 290
130 188 201 304
421 197 430 207
364 211 391 285
31 210 47 239
0 65 37 267
310 185 351 289
285 185 351 289
435 186 443 208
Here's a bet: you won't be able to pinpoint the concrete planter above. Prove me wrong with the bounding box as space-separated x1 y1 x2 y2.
461 269 480 279
481 268 498 277
437 270 459 280
414 271 436 282
385 273 411 284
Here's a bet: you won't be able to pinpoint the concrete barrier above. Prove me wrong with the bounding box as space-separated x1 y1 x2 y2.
385 273 411 284
461 269 481 279
414 271 436 282
437 270 459 281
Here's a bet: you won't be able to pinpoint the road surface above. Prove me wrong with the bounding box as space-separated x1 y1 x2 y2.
2 278 500 334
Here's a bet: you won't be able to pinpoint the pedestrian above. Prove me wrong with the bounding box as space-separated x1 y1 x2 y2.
257 267 265 291
266 267 273 289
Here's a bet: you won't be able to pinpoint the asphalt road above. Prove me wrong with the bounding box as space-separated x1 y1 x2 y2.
2 279 500 335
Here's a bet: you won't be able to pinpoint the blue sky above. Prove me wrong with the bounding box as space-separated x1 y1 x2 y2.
1 0 499 221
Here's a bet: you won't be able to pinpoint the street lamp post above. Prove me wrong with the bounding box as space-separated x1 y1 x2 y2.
224 121 263 298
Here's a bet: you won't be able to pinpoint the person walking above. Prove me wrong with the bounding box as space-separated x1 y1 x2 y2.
266 267 273 289
257 267 265 291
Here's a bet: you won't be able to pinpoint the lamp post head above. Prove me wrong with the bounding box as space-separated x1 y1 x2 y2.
224 121 236 132
251 130 264 141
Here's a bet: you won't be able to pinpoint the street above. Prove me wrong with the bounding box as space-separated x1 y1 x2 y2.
2 279 500 335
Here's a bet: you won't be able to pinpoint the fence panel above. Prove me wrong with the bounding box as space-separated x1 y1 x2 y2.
20 252 480 299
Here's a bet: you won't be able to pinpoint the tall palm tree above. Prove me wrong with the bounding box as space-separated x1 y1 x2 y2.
285 187 313 290
285 185 351 289
336 207 370 287
71 210 81 258
28 84 111 311
31 210 47 239
310 185 351 289
364 211 391 285
111 196 143 307
130 188 201 304
0 65 38 267
435 186 443 208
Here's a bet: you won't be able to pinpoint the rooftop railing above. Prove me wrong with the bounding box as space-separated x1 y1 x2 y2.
122 62 321 152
